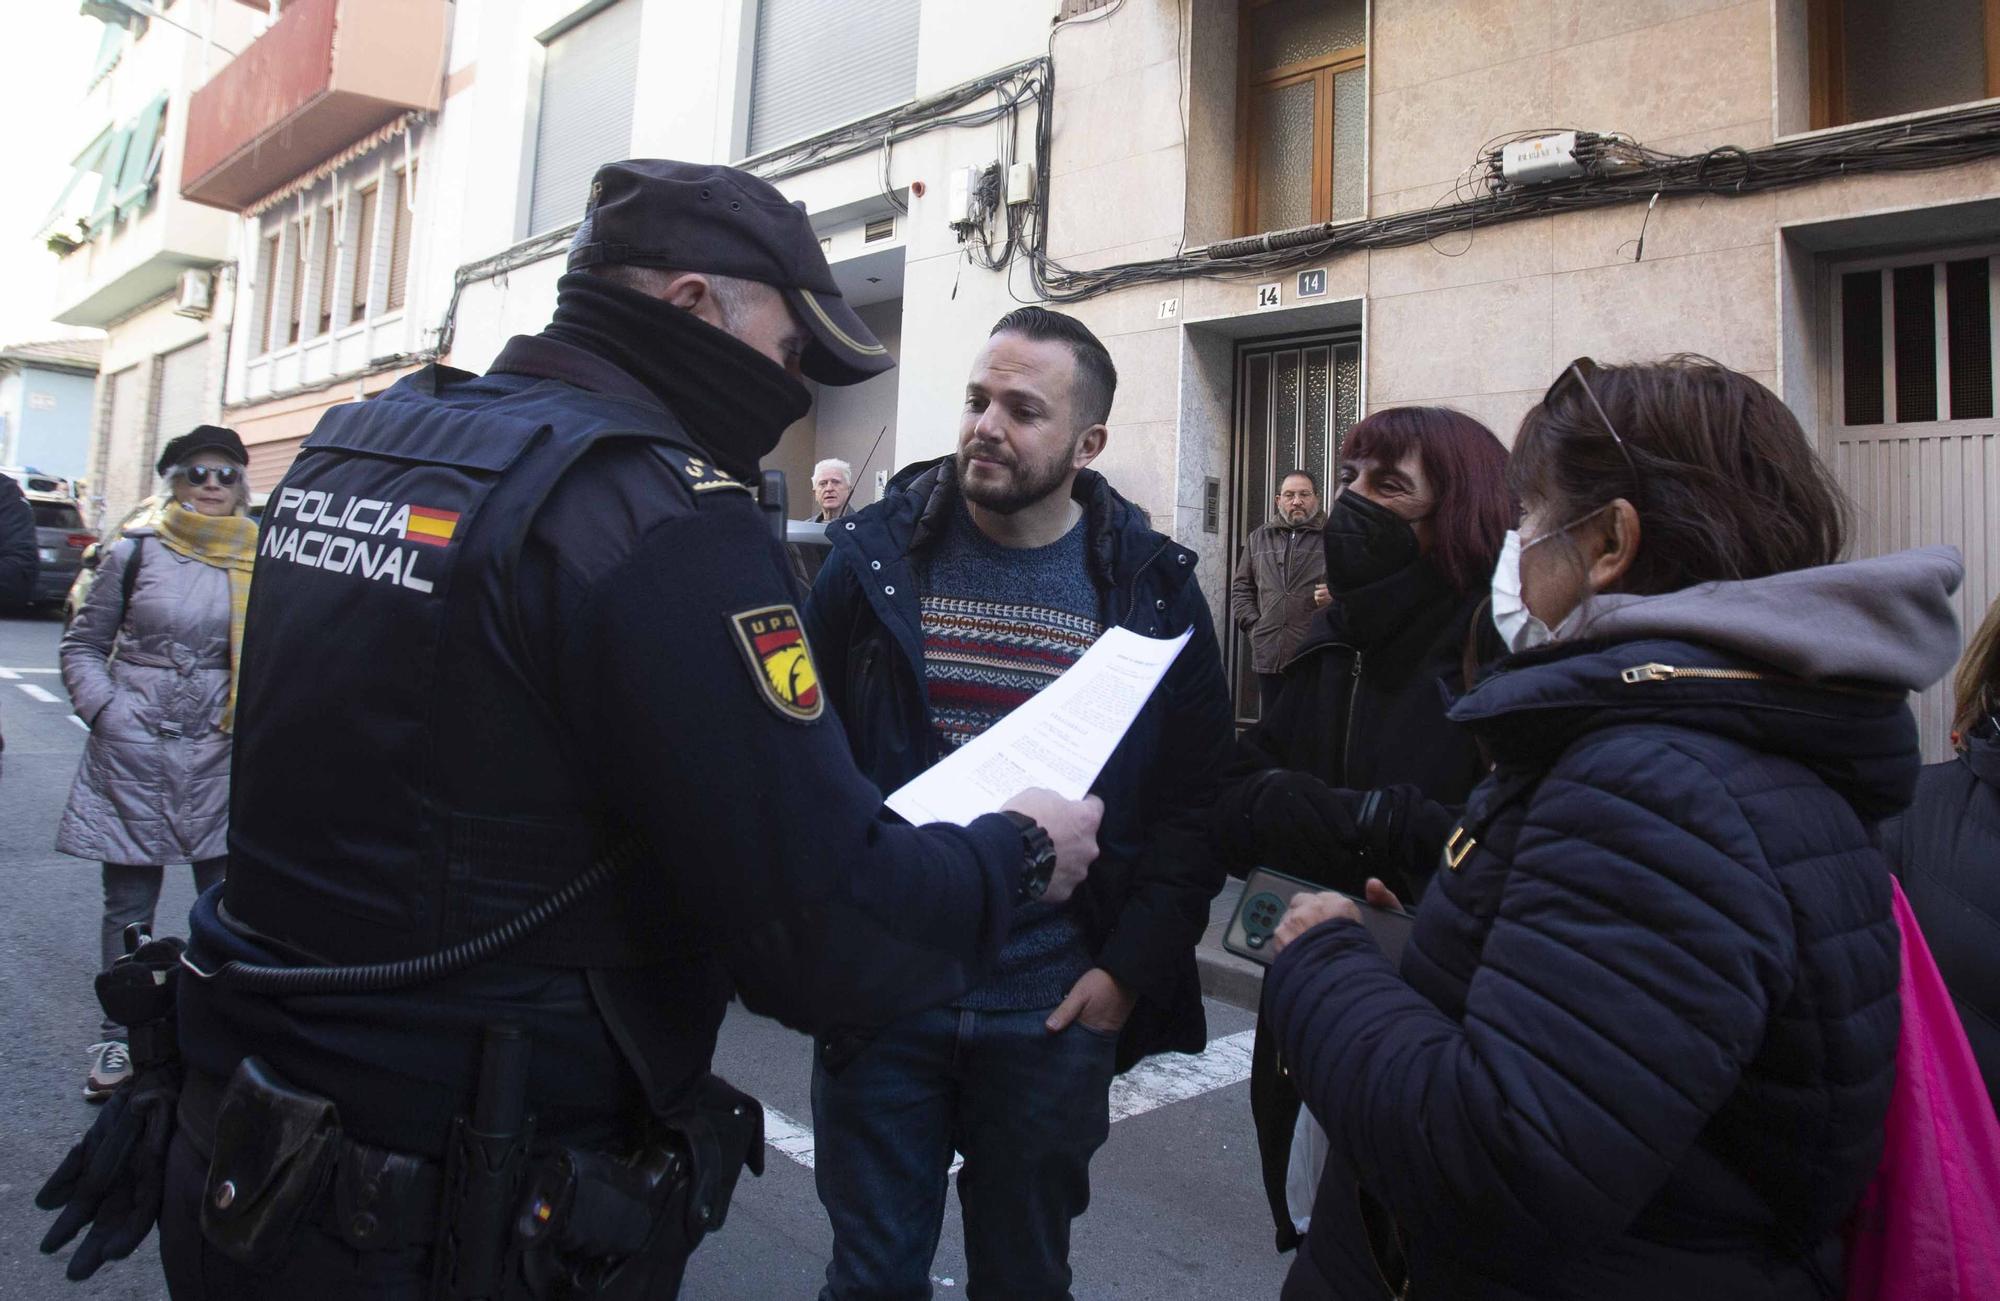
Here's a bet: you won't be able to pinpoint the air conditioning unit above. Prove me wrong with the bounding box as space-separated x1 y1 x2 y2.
173 269 213 319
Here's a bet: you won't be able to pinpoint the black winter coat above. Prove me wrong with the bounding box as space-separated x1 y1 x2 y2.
1267 634 1906 1300
0 473 34 608
1214 559 1494 1253
804 461 1235 1070
1879 721 2000 1116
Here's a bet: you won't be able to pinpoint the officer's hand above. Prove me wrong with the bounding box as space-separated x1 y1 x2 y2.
1002 788 1102 905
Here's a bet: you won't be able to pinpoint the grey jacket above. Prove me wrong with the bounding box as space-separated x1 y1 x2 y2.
57 528 234 865
1230 513 1327 674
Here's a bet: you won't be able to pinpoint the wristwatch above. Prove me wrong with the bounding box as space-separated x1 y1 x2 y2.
1001 810 1057 903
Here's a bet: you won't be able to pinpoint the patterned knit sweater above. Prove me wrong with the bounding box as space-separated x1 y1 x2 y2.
916 501 1104 1010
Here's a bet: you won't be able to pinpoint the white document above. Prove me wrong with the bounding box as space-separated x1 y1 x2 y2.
885 625 1193 827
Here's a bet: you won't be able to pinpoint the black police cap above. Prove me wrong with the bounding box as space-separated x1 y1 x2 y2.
566 159 893 387
156 425 247 477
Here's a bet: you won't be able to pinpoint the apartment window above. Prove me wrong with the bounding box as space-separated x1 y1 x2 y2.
313 205 336 337
746 0 920 156
1237 0 1366 235
349 183 379 320
257 231 281 354
287 220 306 345
386 164 416 313
1837 253 1996 425
526 0 640 234
1809 0 1999 130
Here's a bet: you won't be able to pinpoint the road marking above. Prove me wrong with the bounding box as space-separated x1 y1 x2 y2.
1108 1028 1256 1123
15 683 60 704
0 666 59 674
762 1105 820 1169
70 716 89 731
0 667 15 679
759 1029 1256 1173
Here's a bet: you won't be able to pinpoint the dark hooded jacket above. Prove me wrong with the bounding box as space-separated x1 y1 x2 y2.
1878 719 2000 1116
804 459 1235 1070
1266 546 1963 1301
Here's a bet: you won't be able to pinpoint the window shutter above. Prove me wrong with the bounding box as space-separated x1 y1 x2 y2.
349 184 378 320
386 165 415 312
114 93 167 215
527 0 640 235
747 0 920 156
153 342 208 464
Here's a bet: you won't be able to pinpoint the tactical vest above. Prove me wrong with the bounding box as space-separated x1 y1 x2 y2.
225 364 729 968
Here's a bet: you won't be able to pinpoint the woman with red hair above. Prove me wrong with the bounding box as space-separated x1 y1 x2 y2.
1213 404 1512 1270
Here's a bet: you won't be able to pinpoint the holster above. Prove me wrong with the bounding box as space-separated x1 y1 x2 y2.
199 1057 342 1269
510 1074 764 1300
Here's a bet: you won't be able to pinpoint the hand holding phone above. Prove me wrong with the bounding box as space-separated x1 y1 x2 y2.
1226 867 1413 966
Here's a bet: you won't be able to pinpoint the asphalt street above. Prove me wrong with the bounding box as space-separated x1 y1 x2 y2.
0 609 1290 1300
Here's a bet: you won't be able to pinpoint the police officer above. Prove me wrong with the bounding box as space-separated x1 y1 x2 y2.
39 160 1102 1299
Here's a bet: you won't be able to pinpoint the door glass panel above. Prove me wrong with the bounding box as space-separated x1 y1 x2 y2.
1331 68 1366 223
1301 347 1331 486
1272 350 1301 486
1333 343 1361 459
1253 81 1316 233
1250 0 1366 71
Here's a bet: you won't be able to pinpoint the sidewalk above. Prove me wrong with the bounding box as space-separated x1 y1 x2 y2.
1195 877 1265 1012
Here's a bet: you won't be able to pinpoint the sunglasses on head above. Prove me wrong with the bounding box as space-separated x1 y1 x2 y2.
1543 356 1642 488
175 465 241 487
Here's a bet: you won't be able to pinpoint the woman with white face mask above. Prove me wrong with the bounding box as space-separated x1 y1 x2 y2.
1262 355 1964 1301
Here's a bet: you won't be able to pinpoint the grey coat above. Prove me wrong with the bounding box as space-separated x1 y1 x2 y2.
57 528 233 865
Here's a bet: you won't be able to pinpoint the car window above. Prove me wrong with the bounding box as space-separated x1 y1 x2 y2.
31 502 84 530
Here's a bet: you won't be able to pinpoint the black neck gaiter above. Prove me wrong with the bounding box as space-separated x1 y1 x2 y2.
539 272 810 481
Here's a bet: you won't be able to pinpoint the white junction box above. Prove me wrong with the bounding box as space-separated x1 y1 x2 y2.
1500 132 1584 185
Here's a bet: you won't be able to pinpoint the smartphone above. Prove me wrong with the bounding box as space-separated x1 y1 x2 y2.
1224 866 1414 967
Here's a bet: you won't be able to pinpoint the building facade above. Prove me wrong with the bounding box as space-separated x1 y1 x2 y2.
39 1 272 529
0 339 103 484
45 0 2000 753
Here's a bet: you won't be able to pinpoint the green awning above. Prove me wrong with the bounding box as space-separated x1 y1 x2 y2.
38 129 113 240
87 123 133 230
114 93 168 216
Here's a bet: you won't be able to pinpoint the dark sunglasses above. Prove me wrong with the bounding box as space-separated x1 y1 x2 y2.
1544 357 1642 488
174 465 241 487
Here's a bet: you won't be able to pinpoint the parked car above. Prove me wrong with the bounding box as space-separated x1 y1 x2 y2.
64 494 266 625
3 466 76 497
25 492 95 610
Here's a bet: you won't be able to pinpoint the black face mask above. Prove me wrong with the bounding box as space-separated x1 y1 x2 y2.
1322 489 1421 593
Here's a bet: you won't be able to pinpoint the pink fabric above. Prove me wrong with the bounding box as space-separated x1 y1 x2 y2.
1845 877 2000 1299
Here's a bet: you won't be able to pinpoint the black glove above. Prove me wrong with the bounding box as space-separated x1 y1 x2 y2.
36 933 185 1281
37 1061 180 1279
1243 771 1370 890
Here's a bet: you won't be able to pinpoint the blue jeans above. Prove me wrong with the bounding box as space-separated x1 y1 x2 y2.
813 1004 1118 1301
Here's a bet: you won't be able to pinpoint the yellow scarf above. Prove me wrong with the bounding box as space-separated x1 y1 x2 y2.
153 504 258 733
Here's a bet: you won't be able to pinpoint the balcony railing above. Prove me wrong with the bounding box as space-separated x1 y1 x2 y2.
180 0 447 213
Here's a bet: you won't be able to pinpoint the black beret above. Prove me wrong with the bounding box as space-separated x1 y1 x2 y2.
156 425 247 477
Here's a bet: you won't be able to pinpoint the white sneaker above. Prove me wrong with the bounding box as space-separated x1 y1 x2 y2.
84 1040 131 1101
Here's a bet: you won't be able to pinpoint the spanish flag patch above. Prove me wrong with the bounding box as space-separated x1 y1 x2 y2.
405 506 460 548
728 604 824 722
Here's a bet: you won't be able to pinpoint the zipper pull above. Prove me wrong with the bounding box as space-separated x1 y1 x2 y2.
1621 663 1674 683
1351 650 1364 677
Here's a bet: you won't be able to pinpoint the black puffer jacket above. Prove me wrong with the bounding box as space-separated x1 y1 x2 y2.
1213 557 1494 1252
1267 546 1966 1301
1879 720 2000 1116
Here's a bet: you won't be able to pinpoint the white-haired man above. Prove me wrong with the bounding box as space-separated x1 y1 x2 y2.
809 457 856 523
793 457 858 587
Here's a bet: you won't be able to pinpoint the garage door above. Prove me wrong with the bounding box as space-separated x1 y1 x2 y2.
1827 246 1998 761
